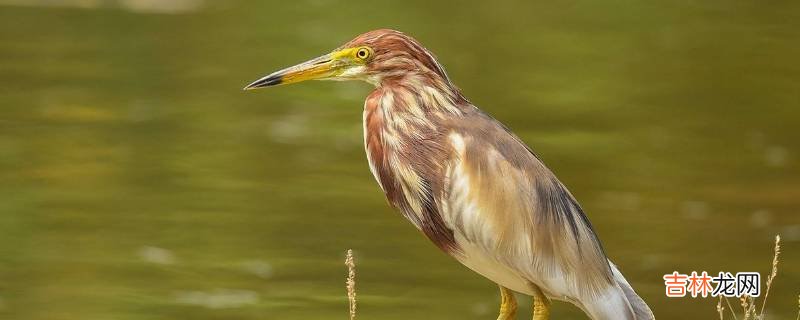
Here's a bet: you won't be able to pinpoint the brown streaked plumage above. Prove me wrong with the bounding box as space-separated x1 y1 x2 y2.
245 29 654 320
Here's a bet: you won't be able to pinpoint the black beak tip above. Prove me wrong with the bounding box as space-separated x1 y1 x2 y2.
243 75 282 91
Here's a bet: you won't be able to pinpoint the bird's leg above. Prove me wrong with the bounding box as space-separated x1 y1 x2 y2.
531 285 551 320
497 285 517 320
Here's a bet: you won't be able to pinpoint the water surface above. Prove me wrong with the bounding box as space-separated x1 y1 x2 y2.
1 1 799 319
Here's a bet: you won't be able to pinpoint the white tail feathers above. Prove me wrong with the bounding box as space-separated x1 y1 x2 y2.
615 273 655 319
580 263 654 320
613 263 655 320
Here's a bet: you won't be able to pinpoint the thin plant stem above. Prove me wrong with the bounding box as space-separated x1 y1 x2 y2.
759 235 781 318
718 296 725 320
742 296 751 320
725 296 740 320
345 249 357 320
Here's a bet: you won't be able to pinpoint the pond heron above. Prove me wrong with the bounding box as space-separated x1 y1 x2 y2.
244 29 654 320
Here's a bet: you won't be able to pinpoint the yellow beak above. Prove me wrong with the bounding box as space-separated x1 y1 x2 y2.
244 52 342 90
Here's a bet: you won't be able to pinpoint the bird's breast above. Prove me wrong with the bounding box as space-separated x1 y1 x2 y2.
361 88 460 253
363 90 387 192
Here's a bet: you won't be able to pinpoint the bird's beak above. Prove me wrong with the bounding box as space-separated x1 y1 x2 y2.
244 52 344 90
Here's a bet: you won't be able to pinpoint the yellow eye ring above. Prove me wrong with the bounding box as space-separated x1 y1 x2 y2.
356 47 371 60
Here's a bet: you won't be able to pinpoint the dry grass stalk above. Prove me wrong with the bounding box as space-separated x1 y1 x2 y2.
742 296 752 320
345 249 357 320
759 235 781 317
747 295 757 319
725 296 740 320
718 235 783 320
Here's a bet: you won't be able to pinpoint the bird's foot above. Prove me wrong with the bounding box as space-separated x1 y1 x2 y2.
496 286 517 320
531 285 551 320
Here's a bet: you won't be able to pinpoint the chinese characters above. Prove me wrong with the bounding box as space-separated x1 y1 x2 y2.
663 271 760 298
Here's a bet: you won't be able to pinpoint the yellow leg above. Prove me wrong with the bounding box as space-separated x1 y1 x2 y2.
531 285 551 320
497 286 517 320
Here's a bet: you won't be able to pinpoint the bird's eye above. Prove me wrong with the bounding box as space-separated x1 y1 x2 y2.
356 47 371 59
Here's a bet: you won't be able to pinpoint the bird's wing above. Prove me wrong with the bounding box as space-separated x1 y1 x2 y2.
440 111 614 297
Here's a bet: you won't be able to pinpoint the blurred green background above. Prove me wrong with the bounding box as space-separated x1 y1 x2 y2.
0 0 799 319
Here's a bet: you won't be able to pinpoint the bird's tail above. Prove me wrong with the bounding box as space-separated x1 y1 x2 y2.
581 262 654 320
612 263 655 320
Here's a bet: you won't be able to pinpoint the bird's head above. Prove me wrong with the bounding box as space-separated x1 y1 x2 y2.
244 29 451 90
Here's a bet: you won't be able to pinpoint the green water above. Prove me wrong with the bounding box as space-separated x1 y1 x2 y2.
1 1 799 319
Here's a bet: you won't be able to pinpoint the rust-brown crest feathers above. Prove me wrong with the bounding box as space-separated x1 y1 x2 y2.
343 29 452 84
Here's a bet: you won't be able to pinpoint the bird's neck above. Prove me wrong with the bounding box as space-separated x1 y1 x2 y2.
362 74 463 253
365 78 460 151
362 73 467 196
374 72 467 113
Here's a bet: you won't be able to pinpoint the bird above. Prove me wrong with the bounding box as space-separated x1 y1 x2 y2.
244 29 654 320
